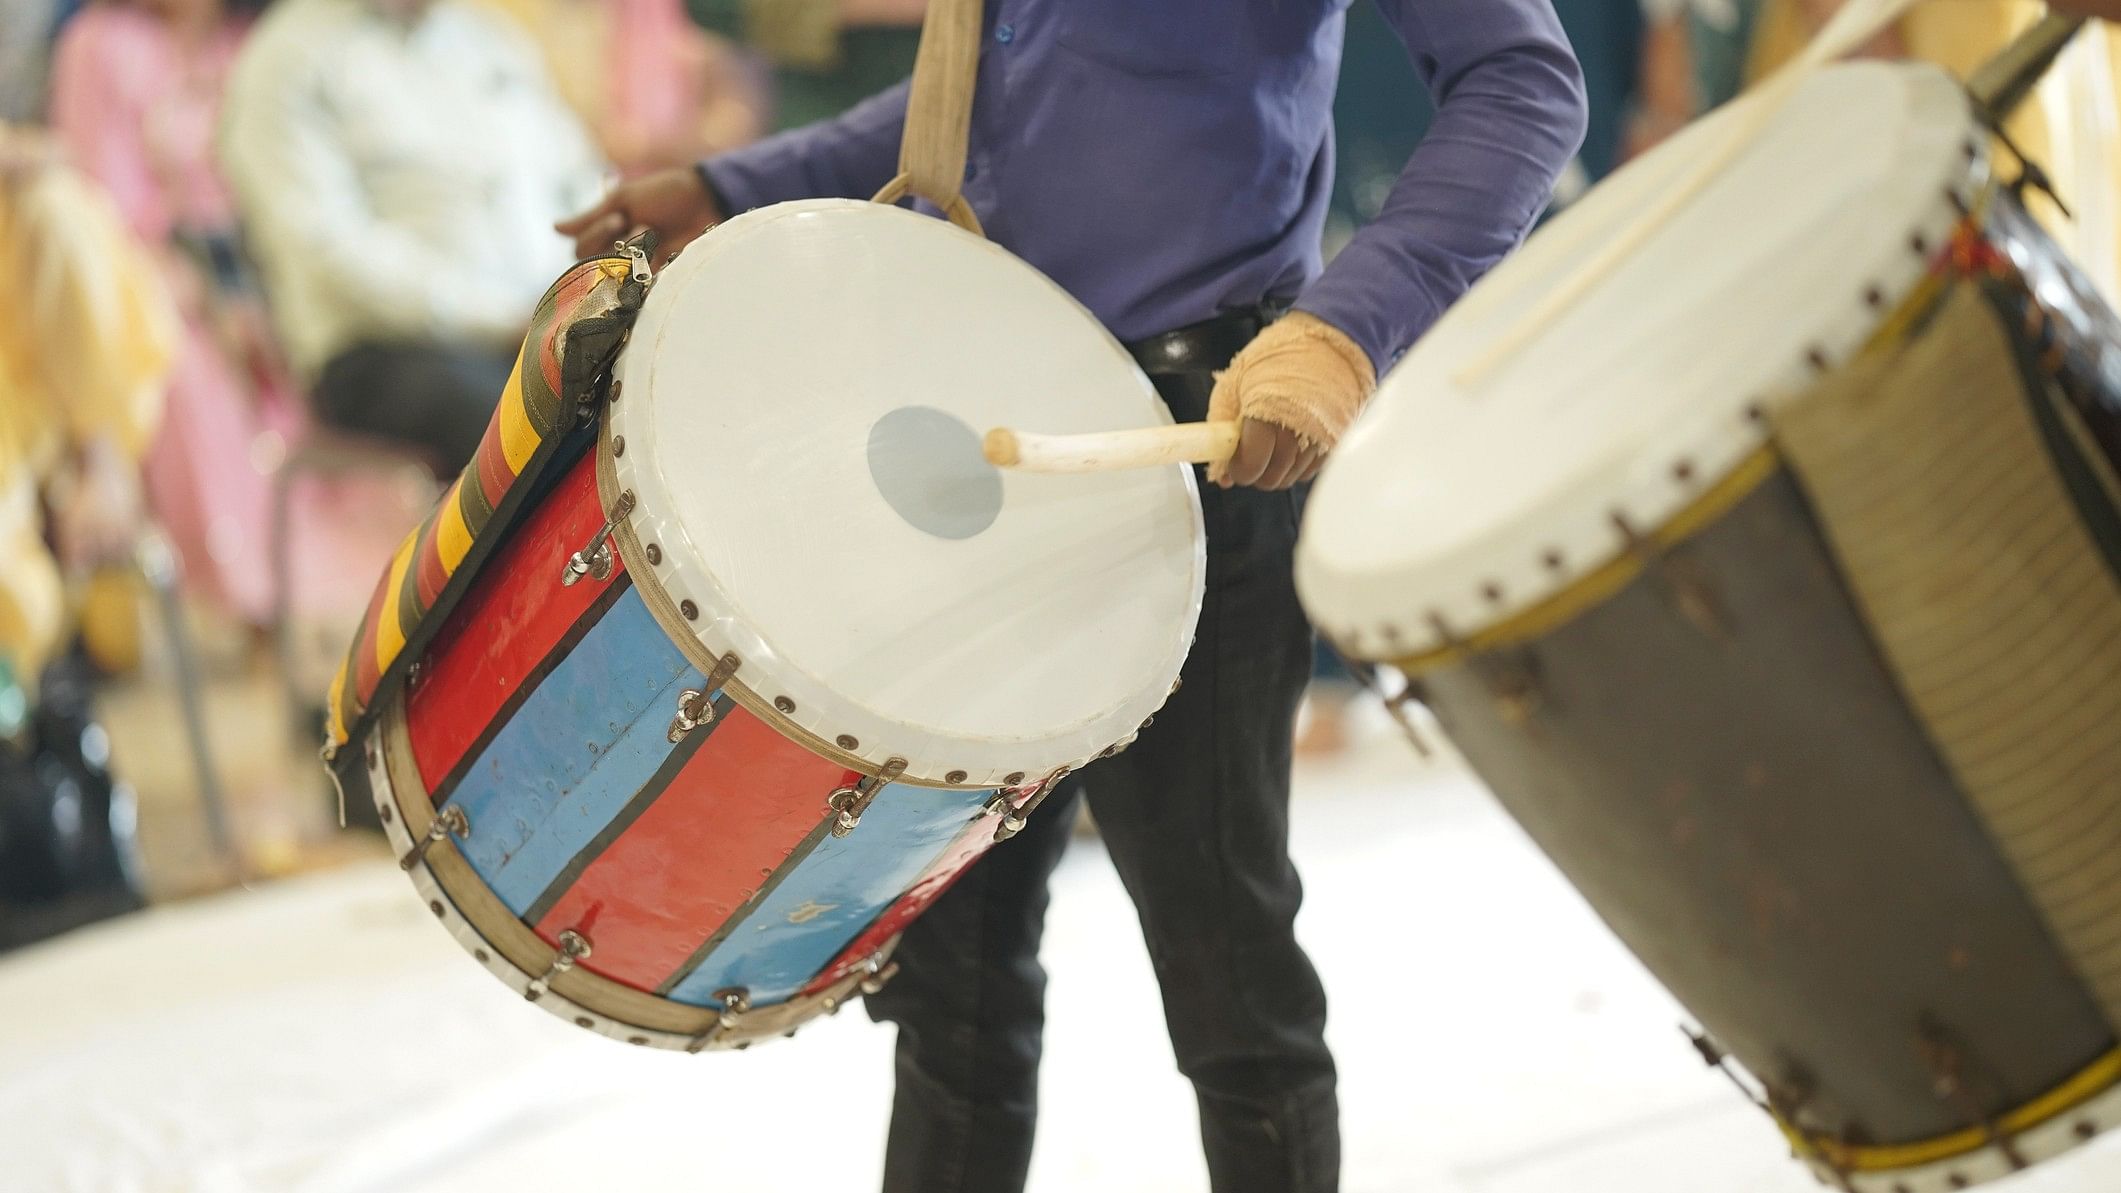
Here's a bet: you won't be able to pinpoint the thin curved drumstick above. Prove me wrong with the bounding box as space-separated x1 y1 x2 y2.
1449 0 1922 389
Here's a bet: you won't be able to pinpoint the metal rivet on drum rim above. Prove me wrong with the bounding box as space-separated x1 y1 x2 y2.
1541 548 1565 572
612 435 626 457
1963 138 1979 161
378 803 394 824
1480 581 1505 604
1910 231 1931 256
575 1016 594 1028
946 770 968 784
1805 346 1830 373
1744 403 1767 426
646 543 662 565
628 1036 650 1046
474 949 489 963
2077 1120 2100 1140
680 600 699 620
1949 1174 1970 1190
774 696 796 714
836 734 859 751
1863 284 1886 309
1004 771 1025 786
428 900 445 918
1671 459 1696 483
609 380 622 402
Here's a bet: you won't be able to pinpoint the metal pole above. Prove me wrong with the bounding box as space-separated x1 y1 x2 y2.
136 528 242 875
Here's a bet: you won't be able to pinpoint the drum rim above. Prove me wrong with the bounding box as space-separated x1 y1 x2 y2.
1297 63 1983 665
1781 1047 2121 1191
605 198 1202 788
363 696 895 1051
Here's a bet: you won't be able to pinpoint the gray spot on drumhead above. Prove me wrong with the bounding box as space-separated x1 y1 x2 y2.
866 406 1002 540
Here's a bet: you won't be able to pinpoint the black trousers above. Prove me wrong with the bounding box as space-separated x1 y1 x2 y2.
311 340 517 478
866 367 1338 1193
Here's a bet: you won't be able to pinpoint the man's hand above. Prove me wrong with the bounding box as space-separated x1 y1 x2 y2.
1208 313 1377 492
556 168 723 265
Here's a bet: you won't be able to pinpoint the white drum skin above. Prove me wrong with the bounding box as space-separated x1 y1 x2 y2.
609 199 1205 787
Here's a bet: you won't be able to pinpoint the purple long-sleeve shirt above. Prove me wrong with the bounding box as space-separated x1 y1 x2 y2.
701 0 1587 373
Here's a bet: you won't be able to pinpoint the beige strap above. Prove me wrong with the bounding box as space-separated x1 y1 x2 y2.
872 0 985 236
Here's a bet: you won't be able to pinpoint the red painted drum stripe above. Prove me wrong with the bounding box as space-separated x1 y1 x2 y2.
803 790 1024 994
349 572 389 703
474 416 515 509
533 705 854 992
405 451 619 794
413 512 451 609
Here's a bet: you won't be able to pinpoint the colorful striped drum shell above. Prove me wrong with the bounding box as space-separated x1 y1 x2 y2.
329 203 1200 1051
362 449 1042 1049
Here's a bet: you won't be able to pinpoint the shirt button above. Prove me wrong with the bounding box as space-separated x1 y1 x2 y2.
994 23 1015 44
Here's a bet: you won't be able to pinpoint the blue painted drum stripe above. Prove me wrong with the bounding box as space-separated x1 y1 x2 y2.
664 783 996 1008
448 588 704 914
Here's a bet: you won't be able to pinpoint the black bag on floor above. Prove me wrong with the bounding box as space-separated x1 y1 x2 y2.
0 649 146 953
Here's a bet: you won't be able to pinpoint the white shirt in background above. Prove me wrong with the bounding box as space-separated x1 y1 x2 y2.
220 0 606 380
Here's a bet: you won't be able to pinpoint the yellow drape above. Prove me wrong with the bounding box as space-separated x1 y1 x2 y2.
0 148 175 681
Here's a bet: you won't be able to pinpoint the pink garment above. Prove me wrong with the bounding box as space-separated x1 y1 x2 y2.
603 0 717 174
51 6 277 622
49 6 243 244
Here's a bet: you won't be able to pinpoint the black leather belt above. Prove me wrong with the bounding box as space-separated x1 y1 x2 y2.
1125 304 1286 377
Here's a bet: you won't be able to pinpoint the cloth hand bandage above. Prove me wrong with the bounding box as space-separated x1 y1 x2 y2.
1205 312 1377 484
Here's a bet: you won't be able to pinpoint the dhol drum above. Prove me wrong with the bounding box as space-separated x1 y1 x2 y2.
323 199 1203 1050
1299 62 2121 1192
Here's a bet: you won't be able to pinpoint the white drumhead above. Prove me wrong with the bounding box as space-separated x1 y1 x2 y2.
610 200 1203 785
1298 63 1982 659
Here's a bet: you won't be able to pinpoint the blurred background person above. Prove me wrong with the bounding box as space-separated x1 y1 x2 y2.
0 126 175 948
219 0 605 478
473 0 766 175
686 0 922 131
50 0 287 632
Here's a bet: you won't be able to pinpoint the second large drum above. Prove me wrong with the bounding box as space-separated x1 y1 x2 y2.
1300 61 2121 1192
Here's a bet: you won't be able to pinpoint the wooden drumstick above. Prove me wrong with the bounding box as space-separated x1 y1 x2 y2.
983 422 1239 473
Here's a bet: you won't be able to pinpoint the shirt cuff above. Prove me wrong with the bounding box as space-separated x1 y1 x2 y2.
1290 280 1435 381
698 149 777 216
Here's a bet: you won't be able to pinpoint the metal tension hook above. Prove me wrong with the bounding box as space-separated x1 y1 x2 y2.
561 491 636 586
525 929 593 1002
687 987 753 1052
400 804 470 872
993 767 1070 843
827 758 908 837
667 654 741 743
